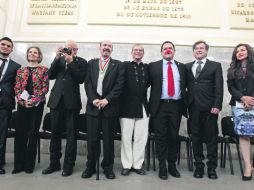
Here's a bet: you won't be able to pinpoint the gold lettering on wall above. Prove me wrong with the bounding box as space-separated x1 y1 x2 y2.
88 0 220 28
229 0 254 29
27 0 79 24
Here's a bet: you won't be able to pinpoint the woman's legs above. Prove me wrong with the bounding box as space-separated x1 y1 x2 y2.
239 136 252 176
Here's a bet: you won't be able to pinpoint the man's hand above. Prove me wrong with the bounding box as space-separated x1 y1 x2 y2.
211 108 220 114
55 46 63 59
97 99 109 109
64 53 73 64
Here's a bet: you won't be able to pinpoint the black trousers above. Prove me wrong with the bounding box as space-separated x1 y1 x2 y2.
189 106 218 169
49 98 79 171
86 114 115 172
153 99 184 168
0 103 11 166
14 102 44 170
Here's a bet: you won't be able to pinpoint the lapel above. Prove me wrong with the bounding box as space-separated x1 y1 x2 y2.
198 59 211 78
1 59 13 81
92 59 99 87
103 58 114 79
187 61 195 79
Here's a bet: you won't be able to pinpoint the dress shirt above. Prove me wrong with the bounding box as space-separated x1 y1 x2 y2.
161 59 181 100
192 58 207 77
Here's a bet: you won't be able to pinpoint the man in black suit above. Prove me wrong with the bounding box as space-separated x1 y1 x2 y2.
42 40 87 177
185 40 223 179
81 40 124 179
148 41 187 180
0 37 20 174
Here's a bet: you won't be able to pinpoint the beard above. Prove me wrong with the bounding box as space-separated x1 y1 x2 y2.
0 51 10 57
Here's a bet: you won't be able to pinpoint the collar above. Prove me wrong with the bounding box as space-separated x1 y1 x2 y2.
163 59 175 65
195 58 207 64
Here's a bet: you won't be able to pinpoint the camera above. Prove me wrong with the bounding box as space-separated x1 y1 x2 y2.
62 47 72 55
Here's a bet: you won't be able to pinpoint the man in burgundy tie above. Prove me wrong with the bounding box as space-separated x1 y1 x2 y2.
0 37 20 174
148 41 187 180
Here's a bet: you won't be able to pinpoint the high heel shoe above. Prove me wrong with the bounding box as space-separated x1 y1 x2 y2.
242 174 252 181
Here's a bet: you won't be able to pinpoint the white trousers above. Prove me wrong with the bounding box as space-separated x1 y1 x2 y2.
120 107 149 169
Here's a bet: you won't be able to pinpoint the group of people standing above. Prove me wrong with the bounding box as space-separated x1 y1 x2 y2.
0 36 253 182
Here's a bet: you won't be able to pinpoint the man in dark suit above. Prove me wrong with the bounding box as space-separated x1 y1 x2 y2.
0 37 20 174
81 40 124 179
148 41 187 180
42 40 87 177
186 40 223 179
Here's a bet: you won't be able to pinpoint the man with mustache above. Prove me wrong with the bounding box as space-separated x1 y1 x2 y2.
82 40 124 179
148 41 187 180
0 37 20 174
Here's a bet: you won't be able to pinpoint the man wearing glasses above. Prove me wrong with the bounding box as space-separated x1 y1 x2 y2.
42 40 87 177
120 44 150 176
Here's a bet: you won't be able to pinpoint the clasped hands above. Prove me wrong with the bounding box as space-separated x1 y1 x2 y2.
241 96 254 110
93 99 109 110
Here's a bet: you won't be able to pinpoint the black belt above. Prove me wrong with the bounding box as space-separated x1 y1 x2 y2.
160 99 182 103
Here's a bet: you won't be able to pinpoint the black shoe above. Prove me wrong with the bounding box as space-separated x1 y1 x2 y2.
81 168 96 178
193 168 204 178
207 168 218 179
159 167 168 180
121 168 131 176
103 170 116 179
62 169 73 177
242 175 252 181
42 164 61 175
12 168 24 174
168 165 180 178
0 166 5 175
25 168 34 174
134 168 146 175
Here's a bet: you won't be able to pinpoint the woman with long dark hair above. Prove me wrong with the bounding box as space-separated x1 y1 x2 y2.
12 46 49 174
227 43 254 181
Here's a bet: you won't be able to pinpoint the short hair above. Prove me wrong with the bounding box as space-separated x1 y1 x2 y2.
26 46 43 63
132 44 144 52
0 37 14 48
161 41 175 52
192 40 209 51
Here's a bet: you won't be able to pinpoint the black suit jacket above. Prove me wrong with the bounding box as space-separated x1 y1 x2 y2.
119 61 150 118
148 59 187 117
227 70 254 106
47 56 87 110
85 58 125 117
0 59 20 110
185 59 223 111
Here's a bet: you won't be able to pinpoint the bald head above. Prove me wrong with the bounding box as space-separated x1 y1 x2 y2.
65 40 78 56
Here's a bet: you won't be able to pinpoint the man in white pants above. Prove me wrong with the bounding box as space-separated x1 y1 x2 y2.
120 44 150 176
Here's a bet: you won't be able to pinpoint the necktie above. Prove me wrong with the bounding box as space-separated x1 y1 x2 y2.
0 58 7 79
167 61 175 96
195 60 203 79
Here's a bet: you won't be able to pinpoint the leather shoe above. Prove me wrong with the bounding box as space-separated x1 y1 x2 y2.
103 170 116 179
81 169 96 178
159 167 168 180
134 168 146 175
0 167 5 175
242 175 252 181
25 168 34 174
42 164 61 175
168 165 180 178
121 168 131 176
62 170 73 177
12 168 24 174
207 168 218 179
194 168 204 178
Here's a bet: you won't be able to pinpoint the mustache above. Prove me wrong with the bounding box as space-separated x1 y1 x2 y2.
103 48 111 53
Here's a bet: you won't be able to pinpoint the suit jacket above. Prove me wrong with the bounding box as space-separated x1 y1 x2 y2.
148 59 187 117
227 70 254 106
47 56 87 110
185 59 223 111
0 59 20 110
119 61 150 118
85 58 125 117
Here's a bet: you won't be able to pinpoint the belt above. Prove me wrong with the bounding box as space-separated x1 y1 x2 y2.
160 99 182 103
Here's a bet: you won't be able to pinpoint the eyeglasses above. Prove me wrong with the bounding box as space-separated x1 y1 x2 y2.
132 49 144 52
72 48 78 51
